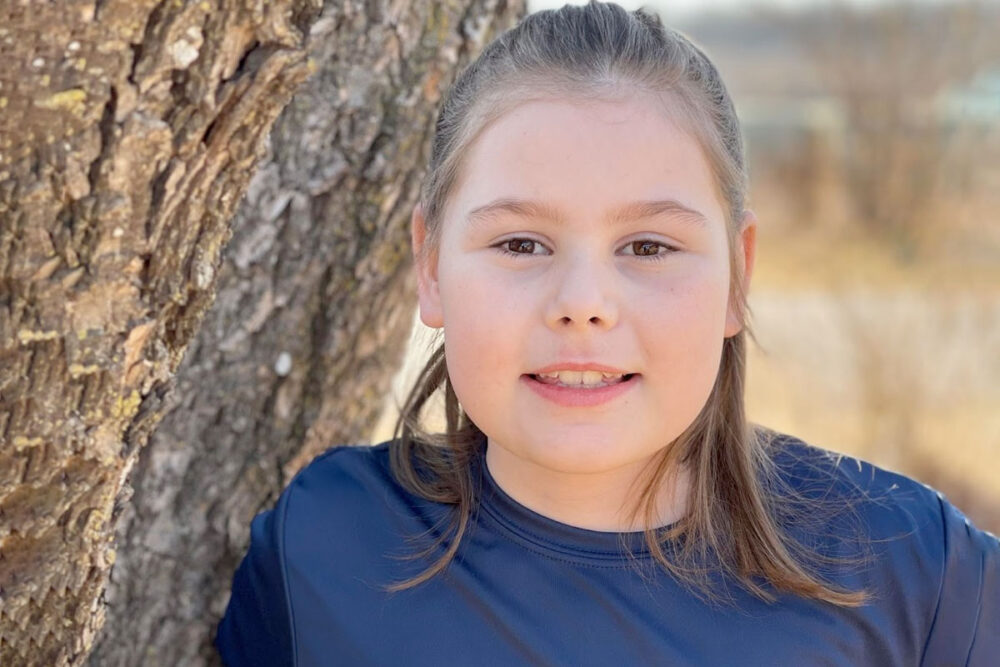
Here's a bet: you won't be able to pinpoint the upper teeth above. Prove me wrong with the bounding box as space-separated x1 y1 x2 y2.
536 370 625 385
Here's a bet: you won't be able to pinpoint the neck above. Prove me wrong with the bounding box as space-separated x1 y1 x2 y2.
483 438 690 533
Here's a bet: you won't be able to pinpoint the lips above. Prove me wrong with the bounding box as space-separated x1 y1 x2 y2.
530 362 632 375
526 362 637 389
522 372 639 407
531 371 635 387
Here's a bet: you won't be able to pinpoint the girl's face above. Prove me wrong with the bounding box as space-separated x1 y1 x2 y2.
412 94 755 477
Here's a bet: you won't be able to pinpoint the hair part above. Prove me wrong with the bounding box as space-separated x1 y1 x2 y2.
388 0 871 607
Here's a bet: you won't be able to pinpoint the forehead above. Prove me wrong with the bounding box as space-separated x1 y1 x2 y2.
447 94 726 229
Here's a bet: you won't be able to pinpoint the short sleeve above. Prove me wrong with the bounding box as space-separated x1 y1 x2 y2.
215 502 295 666
920 493 1000 666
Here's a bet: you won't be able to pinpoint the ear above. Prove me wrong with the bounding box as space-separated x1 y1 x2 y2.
411 202 444 329
724 209 757 338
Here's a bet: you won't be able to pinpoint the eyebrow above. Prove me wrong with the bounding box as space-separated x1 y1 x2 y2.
465 197 710 229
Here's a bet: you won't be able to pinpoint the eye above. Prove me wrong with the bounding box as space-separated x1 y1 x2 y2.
491 238 678 261
620 239 678 262
493 238 550 258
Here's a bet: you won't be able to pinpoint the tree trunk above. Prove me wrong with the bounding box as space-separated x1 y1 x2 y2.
0 0 525 664
0 0 323 662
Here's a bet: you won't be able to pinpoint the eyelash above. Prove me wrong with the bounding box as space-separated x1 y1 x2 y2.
493 238 678 262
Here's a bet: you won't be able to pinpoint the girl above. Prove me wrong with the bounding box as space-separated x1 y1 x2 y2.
216 2 998 664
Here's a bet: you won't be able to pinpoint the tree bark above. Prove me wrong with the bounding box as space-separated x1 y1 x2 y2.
0 0 525 664
0 0 323 662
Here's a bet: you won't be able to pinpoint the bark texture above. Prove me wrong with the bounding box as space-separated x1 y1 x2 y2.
83 1 525 666
1 0 329 664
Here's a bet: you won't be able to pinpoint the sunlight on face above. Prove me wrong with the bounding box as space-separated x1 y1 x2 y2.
417 93 744 477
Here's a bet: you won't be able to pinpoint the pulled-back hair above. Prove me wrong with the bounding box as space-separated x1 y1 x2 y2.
387 0 870 607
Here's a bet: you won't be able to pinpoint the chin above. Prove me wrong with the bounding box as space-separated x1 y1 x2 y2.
516 434 655 475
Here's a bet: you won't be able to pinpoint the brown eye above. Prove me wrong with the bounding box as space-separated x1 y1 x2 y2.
632 241 660 256
622 239 676 262
493 237 549 259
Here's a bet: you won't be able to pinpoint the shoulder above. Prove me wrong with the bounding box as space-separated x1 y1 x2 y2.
278 441 414 543
278 439 448 568
765 430 948 542
765 431 949 591
285 440 395 505
215 442 405 666
764 430 1000 662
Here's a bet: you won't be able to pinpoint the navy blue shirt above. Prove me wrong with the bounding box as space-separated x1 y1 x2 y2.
215 433 999 665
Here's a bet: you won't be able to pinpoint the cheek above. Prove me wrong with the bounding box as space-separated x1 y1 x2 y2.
639 259 730 331
667 277 729 340
439 265 524 342
437 264 526 410
638 272 729 393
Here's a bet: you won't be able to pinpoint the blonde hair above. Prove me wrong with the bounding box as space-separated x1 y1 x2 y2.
387 1 870 607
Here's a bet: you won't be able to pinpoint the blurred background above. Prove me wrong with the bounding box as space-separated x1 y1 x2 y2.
371 0 1000 533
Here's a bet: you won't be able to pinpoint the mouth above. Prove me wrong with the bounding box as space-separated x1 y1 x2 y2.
522 371 640 407
525 371 639 389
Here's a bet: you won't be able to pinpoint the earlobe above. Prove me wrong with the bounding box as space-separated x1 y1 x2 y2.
724 210 757 337
740 209 757 287
411 203 445 329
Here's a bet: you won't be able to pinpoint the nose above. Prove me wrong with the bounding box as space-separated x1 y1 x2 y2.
543 252 619 331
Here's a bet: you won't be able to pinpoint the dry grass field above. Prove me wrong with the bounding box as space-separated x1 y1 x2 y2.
746 227 1000 533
